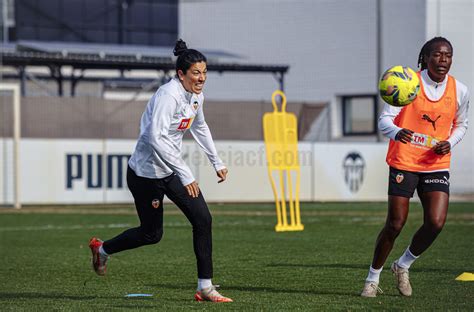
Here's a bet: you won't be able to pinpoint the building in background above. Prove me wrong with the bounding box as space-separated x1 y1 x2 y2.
179 0 473 193
1 0 472 205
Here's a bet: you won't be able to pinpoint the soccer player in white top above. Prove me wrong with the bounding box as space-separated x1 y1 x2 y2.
89 39 232 303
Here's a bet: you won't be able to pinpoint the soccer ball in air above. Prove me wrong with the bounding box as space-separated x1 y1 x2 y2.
378 66 420 107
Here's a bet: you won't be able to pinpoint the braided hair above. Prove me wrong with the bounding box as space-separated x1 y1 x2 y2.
173 39 207 74
417 36 453 70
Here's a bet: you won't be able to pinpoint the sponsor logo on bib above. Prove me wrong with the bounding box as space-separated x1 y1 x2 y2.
411 132 439 148
422 114 441 131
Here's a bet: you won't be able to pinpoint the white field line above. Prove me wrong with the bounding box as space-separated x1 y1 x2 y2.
2 208 471 220
1 210 472 232
1 217 472 233
0 223 133 232
0 208 391 217
0 219 271 232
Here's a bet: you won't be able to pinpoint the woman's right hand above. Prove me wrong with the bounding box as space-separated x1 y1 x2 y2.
395 128 414 144
185 181 200 198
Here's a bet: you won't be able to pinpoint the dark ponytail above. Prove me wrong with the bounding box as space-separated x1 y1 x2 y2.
417 36 453 70
173 39 207 74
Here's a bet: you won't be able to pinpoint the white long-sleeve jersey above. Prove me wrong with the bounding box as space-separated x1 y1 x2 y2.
379 69 470 148
128 77 225 186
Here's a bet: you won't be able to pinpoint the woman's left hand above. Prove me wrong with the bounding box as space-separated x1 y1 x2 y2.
217 168 228 183
433 141 451 155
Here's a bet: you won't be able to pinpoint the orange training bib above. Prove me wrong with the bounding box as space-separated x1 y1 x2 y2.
386 73 457 172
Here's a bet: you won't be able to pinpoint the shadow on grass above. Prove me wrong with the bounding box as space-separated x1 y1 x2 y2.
267 263 463 274
144 282 397 298
0 292 96 300
267 263 368 270
111 306 157 309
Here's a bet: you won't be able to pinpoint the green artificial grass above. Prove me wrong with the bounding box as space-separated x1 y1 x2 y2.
0 202 472 311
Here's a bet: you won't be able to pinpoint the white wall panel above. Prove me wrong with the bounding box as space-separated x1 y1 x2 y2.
312 143 387 201
17 139 392 204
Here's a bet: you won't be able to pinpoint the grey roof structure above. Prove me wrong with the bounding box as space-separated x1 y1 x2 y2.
1 41 289 96
16 40 243 61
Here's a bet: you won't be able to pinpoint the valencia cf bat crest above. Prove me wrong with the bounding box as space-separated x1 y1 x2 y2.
396 173 404 184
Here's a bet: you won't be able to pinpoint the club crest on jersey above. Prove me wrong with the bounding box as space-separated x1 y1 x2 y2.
193 101 199 111
177 118 193 130
151 199 160 209
396 173 404 184
444 96 453 106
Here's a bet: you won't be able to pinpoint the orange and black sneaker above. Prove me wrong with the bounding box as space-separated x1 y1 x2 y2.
89 237 108 276
194 286 233 303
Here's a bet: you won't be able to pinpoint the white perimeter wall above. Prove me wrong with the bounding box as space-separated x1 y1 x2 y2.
1 139 391 205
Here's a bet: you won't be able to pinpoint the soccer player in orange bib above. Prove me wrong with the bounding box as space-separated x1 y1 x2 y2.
361 37 470 297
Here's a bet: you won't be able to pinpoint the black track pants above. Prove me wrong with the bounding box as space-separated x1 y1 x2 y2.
103 166 213 279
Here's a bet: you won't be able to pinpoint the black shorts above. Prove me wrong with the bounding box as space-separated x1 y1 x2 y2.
388 167 450 198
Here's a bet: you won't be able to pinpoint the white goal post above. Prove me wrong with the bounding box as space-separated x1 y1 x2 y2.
0 83 21 209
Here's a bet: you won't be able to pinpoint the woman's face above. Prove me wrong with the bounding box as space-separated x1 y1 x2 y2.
425 42 452 82
178 62 207 94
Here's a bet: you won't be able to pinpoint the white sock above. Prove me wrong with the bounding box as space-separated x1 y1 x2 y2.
197 278 212 291
397 246 419 269
99 245 108 257
366 266 383 283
